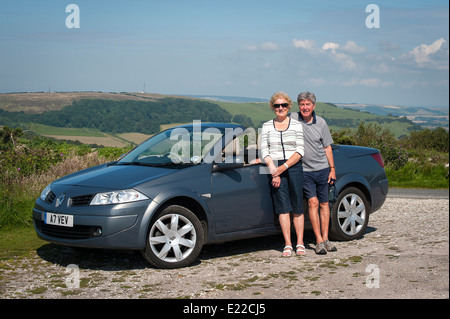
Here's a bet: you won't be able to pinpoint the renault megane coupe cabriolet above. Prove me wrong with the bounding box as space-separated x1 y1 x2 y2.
33 122 388 268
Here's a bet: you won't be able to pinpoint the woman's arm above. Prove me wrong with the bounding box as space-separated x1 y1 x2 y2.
272 124 303 177
271 152 301 177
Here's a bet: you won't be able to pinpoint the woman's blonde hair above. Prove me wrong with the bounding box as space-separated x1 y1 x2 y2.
269 91 293 112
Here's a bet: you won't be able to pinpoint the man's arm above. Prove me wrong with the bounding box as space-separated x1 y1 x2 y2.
324 145 336 183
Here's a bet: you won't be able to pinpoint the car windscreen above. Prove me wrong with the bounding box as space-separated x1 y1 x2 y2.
117 126 225 167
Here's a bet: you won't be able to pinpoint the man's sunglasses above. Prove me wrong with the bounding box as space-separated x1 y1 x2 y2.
273 103 289 108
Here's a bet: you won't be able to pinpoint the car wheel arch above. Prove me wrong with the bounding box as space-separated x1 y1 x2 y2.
335 182 372 209
144 195 211 243
141 203 205 268
329 184 372 241
335 174 373 209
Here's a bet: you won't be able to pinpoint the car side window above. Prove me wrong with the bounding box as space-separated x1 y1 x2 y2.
221 136 261 165
221 137 241 162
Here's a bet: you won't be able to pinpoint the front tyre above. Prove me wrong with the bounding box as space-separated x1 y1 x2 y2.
329 187 370 241
142 205 204 269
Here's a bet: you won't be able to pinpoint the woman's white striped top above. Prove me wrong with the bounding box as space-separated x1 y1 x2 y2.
260 117 304 161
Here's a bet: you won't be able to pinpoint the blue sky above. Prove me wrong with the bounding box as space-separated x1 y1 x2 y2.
0 0 448 107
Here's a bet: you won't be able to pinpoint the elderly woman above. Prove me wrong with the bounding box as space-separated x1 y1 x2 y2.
260 91 305 257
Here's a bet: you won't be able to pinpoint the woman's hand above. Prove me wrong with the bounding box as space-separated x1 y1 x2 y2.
272 165 285 178
269 165 278 176
272 176 281 188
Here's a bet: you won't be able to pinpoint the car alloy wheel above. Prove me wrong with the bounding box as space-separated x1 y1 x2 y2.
142 205 204 269
330 187 370 241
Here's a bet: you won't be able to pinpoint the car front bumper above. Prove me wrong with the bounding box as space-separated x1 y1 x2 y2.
33 198 155 250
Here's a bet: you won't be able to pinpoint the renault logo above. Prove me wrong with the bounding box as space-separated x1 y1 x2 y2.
55 193 66 207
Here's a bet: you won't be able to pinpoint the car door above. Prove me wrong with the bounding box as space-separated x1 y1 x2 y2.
210 139 275 234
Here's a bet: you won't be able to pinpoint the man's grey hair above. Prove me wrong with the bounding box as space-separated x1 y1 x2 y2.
297 92 316 104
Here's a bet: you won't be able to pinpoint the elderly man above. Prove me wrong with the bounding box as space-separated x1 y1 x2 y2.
291 92 337 254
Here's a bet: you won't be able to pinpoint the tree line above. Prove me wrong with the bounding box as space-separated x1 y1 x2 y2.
0 98 234 135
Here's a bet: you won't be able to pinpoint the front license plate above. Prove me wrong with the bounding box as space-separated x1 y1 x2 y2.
45 212 74 227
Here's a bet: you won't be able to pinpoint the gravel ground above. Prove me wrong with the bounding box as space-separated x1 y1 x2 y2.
0 193 448 300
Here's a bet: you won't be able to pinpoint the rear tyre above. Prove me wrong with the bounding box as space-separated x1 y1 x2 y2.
329 187 370 241
142 205 204 269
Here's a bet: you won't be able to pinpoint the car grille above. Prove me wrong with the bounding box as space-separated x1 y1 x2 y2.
35 220 101 240
70 194 95 206
45 191 56 204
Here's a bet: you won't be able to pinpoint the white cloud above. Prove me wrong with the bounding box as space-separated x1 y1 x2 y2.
360 78 382 87
260 42 279 52
322 42 340 53
333 52 356 70
291 39 368 71
341 41 366 54
341 78 358 87
397 38 449 71
411 38 446 64
291 39 364 70
292 39 315 50
320 42 357 70
400 80 429 89
340 77 393 88
371 62 390 74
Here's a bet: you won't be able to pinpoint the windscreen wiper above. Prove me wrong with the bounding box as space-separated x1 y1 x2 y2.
116 161 156 166
116 161 189 167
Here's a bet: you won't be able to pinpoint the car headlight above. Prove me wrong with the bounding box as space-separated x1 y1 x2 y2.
90 189 149 205
40 184 52 201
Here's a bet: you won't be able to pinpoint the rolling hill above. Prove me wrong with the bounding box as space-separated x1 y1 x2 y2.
334 103 449 129
0 92 428 146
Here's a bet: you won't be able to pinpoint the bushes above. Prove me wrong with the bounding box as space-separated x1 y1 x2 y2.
0 152 112 228
400 127 449 153
356 122 410 170
331 122 449 188
0 127 130 228
332 122 410 170
1 147 63 177
377 143 409 171
0 149 126 228
1 129 72 180
331 122 449 185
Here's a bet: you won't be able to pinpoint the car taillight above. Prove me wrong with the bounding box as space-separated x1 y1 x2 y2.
371 153 384 168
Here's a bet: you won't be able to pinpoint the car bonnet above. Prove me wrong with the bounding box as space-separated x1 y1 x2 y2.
53 163 176 190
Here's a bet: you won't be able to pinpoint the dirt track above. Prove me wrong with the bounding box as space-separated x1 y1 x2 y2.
0 194 448 300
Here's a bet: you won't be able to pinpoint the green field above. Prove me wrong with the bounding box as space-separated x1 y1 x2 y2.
215 101 273 125
0 92 427 143
217 101 415 137
27 101 414 145
33 123 106 137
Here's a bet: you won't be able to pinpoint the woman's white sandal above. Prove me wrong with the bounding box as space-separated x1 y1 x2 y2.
281 246 294 257
296 244 306 256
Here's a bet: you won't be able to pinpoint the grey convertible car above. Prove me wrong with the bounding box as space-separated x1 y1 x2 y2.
33 122 388 268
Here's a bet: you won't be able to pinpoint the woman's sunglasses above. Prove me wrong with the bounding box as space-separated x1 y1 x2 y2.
273 103 289 108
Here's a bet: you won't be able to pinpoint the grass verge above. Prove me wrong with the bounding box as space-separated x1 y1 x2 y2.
386 163 449 189
0 226 45 260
